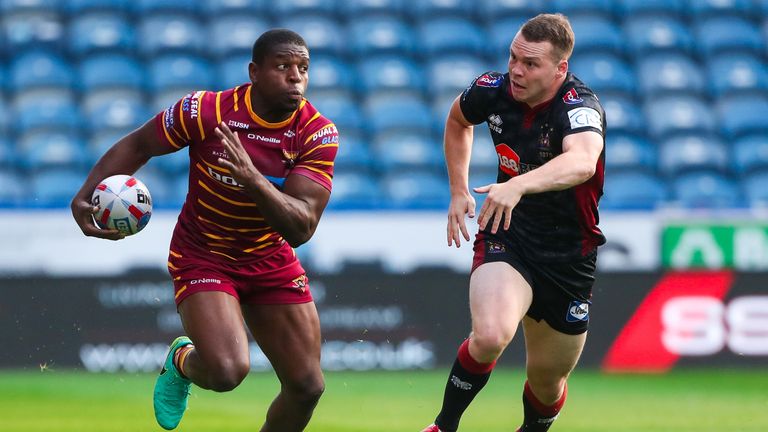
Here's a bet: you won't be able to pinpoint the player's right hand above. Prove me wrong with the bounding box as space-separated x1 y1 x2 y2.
70 197 125 241
447 191 476 248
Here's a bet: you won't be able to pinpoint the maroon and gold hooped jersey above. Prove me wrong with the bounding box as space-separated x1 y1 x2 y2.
154 83 338 264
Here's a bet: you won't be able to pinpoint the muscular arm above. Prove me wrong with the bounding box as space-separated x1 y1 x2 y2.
71 119 177 239
510 130 603 194
445 95 478 247
215 123 329 248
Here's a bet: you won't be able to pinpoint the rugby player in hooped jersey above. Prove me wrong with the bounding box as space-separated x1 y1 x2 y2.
71 30 338 431
422 14 605 432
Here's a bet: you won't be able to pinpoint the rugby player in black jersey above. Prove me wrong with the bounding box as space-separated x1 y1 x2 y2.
422 13 606 432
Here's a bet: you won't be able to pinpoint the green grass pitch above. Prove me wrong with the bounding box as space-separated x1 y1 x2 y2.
1 368 766 431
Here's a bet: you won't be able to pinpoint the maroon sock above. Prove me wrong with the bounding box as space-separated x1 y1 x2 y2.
519 380 567 432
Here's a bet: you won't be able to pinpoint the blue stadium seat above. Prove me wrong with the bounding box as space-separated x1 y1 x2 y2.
426 55 488 95
29 167 87 208
658 135 728 176
278 15 346 57
153 148 190 175
671 171 741 209
18 131 88 170
208 15 270 58
0 136 16 168
418 18 487 57
272 0 335 16
13 90 81 134
147 54 214 94
340 0 405 18
356 56 425 95
430 90 462 131
694 17 764 57
9 51 73 91
624 16 693 58
69 13 135 56
383 170 449 210
707 54 768 98
203 0 264 14
477 0 544 21
601 171 667 210
734 135 768 175
550 0 616 18
645 96 715 139
217 53 251 90
636 54 704 96
0 0 58 13
327 171 381 210
307 55 355 94
604 134 656 173
742 170 768 208
0 169 25 207
487 15 529 61
371 130 442 172
87 130 130 163
569 15 623 57
79 54 144 92
2 10 64 51
364 94 433 134
569 53 635 96
348 16 417 57
82 90 149 133
64 0 130 14
310 93 363 133
758 0 768 14
130 166 175 209
600 94 644 135
689 0 756 19
132 0 202 15
717 95 768 139
619 0 686 18
332 131 373 173
409 0 475 20
138 15 206 57
0 97 7 136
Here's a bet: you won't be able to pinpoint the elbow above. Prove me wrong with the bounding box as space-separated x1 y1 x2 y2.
284 225 316 248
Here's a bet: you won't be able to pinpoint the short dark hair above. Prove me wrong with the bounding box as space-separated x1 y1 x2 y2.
251 29 307 64
520 14 574 61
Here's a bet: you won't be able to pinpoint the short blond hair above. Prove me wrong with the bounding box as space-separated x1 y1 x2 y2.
520 13 575 62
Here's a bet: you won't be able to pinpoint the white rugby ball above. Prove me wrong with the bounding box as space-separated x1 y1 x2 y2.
91 174 152 236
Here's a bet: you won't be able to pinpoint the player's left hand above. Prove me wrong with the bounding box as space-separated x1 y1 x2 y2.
215 122 260 187
474 180 524 234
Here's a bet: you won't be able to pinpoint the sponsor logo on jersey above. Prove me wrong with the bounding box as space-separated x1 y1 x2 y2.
567 107 602 131
284 130 296 138
291 274 308 292
247 133 281 144
496 144 521 177
563 88 583 105
311 125 338 142
189 97 199 119
538 124 554 160
487 241 506 253
163 105 175 129
487 114 503 134
181 93 193 112
190 278 222 285
476 73 502 88
566 300 590 322
227 120 249 130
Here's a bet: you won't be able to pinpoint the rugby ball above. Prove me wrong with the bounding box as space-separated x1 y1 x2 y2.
91 174 152 236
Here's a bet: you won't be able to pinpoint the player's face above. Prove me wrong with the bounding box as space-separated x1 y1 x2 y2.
507 34 567 107
249 43 310 118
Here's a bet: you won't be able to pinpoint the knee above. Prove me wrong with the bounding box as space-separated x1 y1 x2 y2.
526 371 569 402
471 327 514 360
285 374 325 405
208 357 250 392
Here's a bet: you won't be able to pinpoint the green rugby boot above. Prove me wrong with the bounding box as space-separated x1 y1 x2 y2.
153 336 193 430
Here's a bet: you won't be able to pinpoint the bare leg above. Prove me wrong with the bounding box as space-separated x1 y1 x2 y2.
177 291 251 392
242 302 324 432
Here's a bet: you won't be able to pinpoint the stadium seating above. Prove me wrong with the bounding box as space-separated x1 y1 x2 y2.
623 16 693 58
29 167 87 208
707 53 768 97
382 170 450 209
1 0 767 211
636 53 704 96
68 13 136 56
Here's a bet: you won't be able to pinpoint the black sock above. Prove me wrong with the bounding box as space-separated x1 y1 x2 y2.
434 352 494 432
519 381 566 432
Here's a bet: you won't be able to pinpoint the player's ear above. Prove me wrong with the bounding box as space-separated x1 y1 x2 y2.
248 61 259 84
557 59 568 78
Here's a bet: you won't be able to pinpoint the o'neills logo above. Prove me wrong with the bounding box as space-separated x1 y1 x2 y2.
496 143 521 177
190 278 221 285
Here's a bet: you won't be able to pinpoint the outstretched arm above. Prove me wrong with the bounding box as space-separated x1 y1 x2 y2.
444 95 477 248
70 119 176 240
215 122 330 248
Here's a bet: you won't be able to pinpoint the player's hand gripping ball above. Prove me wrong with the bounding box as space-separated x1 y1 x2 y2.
91 174 152 236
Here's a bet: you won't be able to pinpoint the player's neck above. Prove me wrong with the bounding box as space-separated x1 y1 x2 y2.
249 93 294 124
